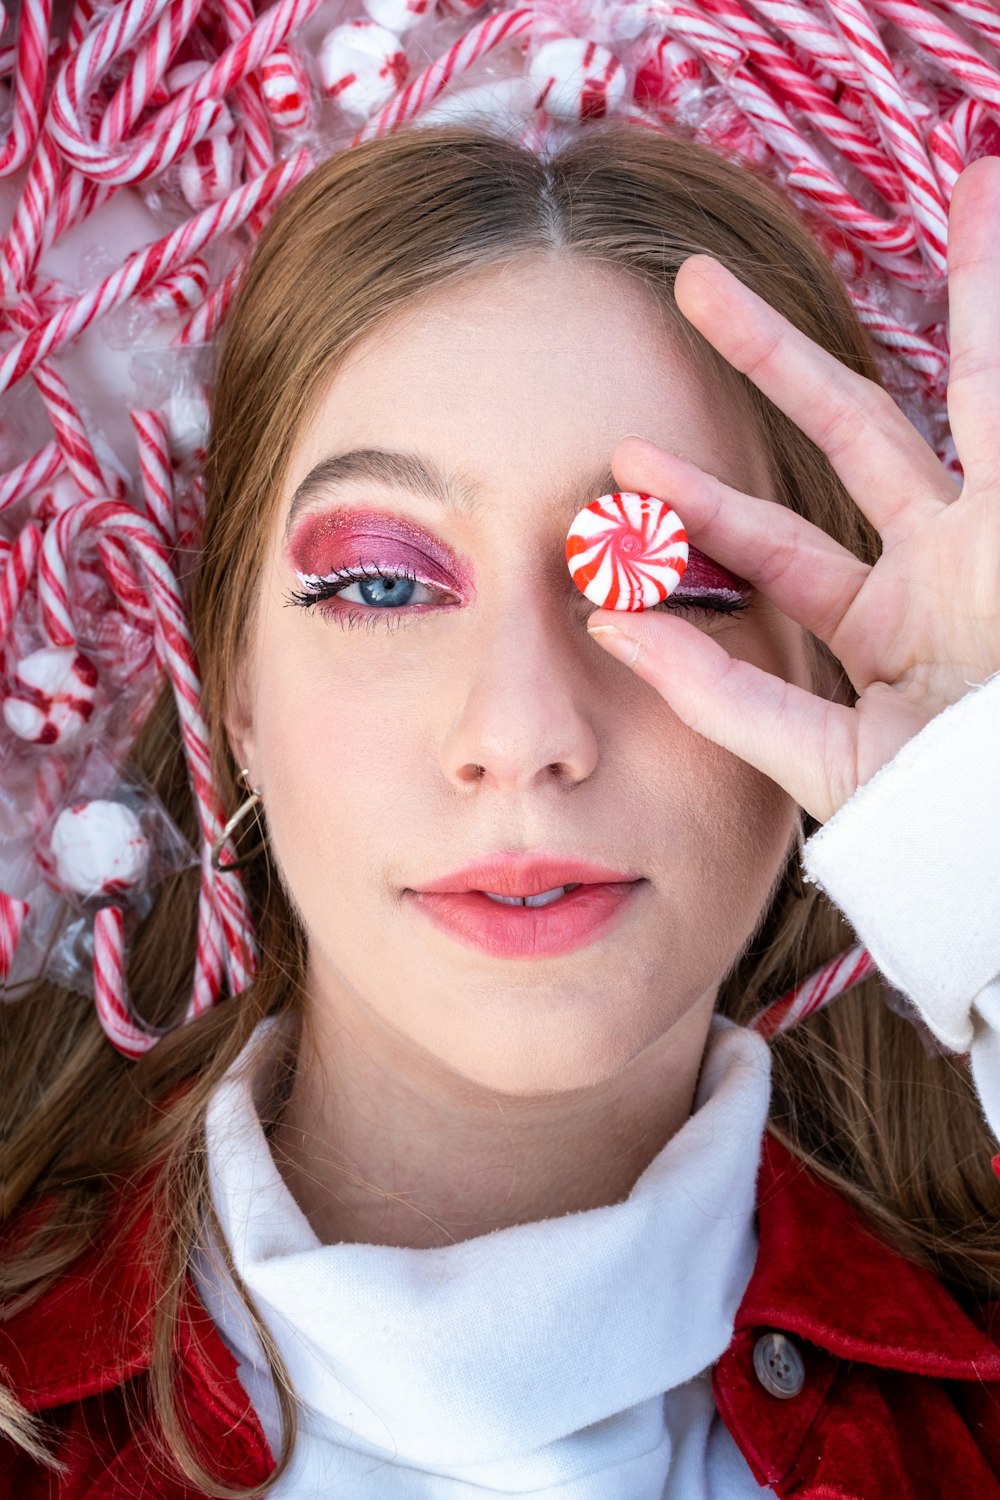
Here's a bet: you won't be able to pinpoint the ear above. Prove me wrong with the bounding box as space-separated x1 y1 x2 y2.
221 654 257 783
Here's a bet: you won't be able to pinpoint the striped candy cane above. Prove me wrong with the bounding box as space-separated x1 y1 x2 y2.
698 0 907 208
848 286 949 387
48 0 226 185
0 0 52 176
131 409 176 548
745 0 867 90
750 942 878 1038
0 522 43 642
938 0 1000 54
0 442 63 512
656 3 926 281
0 150 312 394
0 892 31 980
38 500 257 1006
354 6 537 141
869 0 1000 113
823 0 950 277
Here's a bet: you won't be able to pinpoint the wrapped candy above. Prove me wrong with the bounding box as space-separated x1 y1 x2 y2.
317 19 409 119
50 799 150 899
178 134 237 211
528 38 627 121
260 45 313 131
3 648 99 746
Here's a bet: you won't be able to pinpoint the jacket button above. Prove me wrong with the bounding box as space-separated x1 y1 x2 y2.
752 1332 806 1399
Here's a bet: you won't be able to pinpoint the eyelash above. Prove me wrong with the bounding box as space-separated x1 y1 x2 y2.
284 561 753 633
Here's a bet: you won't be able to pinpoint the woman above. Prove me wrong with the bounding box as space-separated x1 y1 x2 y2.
3 122 999 1498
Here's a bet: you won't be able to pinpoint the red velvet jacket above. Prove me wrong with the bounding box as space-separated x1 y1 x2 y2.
3 1131 1000 1499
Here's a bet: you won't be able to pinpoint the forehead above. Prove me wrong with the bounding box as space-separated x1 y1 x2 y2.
288 253 771 506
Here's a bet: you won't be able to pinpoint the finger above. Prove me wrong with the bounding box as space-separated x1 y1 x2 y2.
609 439 871 648
587 607 857 824
945 155 1000 491
673 255 958 545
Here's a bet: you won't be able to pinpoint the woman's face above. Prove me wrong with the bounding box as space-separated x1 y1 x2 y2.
228 253 812 1095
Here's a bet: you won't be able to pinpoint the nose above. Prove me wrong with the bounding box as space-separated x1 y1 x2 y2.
438 596 604 793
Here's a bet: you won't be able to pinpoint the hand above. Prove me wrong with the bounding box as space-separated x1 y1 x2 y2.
587 155 1000 826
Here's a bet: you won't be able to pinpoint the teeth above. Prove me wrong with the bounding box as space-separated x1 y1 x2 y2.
482 884 581 908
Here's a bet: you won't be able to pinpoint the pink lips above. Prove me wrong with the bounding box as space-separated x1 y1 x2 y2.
406 873 646 960
412 854 642 899
408 855 645 955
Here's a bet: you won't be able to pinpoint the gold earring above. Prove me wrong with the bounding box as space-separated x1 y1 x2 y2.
211 768 266 873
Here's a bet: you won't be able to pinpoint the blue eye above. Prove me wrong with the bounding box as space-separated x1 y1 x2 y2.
285 561 436 624
284 562 752 632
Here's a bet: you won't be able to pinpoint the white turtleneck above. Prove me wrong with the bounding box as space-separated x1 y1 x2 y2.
192 1011 776 1497
192 667 1000 1497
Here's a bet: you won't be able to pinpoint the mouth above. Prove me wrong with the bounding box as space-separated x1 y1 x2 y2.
404 879 646 960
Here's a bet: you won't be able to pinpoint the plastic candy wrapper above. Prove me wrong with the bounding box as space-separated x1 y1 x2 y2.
4 0 999 1053
3 741 198 1000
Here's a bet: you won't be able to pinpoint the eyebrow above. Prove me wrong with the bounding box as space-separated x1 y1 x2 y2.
283 447 620 540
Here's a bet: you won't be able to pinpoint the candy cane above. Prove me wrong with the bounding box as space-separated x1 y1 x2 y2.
141 256 211 314
39 500 256 999
93 906 142 1056
129 0 323 147
47 0 226 185
0 893 31 981
0 442 63 512
698 0 907 208
868 0 1000 110
848 286 949 386
823 0 950 277
19 0 204 292
131 409 176 547
0 522 42 642
173 253 246 345
98 0 206 151
750 941 878 1038
927 115 965 206
210 0 276 238
653 3 924 280
6 289 125 499
745 0 866 89
0 0 52 176
354 6 536 141
0 150 311 395
935 0 1000 57
0 130 61 299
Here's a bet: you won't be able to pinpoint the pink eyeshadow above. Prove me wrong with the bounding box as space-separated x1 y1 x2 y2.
679 547 753 599
288 508 468 588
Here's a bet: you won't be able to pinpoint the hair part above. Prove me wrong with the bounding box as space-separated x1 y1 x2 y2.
5 120 998 1495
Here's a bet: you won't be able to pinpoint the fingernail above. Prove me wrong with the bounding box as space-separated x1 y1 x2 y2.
587 625 640 668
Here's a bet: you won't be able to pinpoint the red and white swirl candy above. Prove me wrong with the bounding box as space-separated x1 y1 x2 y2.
565 492 688 610
318 18 408 119
260 44 312 130
528 39 628 122
3 646 98 745
50 799 150 899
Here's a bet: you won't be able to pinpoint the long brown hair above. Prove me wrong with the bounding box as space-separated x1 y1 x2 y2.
5 120 998 1496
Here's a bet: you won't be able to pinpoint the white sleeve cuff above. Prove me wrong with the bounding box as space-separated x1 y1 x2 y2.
800 670 1000 1057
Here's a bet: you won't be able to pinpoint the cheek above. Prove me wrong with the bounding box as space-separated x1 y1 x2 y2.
250 644 417 884
634 704 794 908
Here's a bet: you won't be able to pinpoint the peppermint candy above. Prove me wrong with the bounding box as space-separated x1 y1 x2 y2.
566 492 688 609
3 647 98 745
